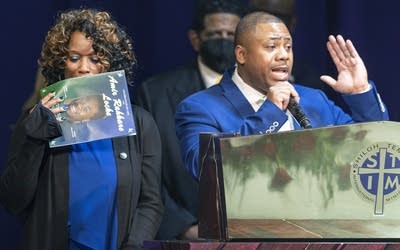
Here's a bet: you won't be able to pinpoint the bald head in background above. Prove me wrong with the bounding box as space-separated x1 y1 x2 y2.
248 0 296 33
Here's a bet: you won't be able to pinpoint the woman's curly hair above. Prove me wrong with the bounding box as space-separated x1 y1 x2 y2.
38 9 136 87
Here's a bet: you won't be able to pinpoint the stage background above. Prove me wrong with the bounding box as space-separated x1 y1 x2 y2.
1 0 399 247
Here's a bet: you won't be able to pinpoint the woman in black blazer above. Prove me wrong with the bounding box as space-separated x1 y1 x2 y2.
0 8 163 250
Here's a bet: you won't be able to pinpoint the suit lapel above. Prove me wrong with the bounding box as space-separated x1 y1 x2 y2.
219 70 254 118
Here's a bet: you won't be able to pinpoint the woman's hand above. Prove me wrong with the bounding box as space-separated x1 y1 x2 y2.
37 92 66 120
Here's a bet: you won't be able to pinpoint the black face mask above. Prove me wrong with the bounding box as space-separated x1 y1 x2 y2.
199 38 235 74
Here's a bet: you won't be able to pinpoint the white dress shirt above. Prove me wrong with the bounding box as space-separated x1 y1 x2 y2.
197 56 223 89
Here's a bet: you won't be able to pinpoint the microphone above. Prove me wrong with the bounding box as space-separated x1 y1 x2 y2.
287 98 312 129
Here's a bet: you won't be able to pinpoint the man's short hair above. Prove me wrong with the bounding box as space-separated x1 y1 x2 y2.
234 11 285 46
247 0 296 32
191 0 246 32
86 94 107 120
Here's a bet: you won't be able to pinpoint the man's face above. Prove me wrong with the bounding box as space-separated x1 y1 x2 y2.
66 95 102 122
236 22 293 93
196 13 240 73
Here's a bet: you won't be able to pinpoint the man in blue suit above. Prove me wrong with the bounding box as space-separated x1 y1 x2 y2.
175 11 389 180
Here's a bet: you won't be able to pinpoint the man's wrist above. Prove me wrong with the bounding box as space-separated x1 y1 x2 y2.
352 83 371 94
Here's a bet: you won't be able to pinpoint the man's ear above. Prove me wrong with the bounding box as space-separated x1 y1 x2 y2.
235 45 246 65
188 29 201 52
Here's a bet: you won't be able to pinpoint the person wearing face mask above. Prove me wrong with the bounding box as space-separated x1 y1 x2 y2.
133 0 245 241
197 35 236 75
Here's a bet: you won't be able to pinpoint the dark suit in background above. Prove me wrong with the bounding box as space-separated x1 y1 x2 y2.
134 61 204 239
134 0 246 239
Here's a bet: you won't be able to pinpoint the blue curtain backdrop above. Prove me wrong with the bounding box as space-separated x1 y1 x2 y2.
1 0 399 247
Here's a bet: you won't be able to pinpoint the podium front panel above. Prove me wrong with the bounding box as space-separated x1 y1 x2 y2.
213 121 400 239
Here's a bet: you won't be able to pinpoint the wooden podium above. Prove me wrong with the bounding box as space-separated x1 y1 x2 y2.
197 121 400 241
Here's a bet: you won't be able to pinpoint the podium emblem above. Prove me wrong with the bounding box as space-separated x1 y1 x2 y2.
351 142 400 215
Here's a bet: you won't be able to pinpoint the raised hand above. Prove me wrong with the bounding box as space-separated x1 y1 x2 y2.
320 35 370 94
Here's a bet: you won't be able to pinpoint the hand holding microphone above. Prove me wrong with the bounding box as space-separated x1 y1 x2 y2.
267 82 312 129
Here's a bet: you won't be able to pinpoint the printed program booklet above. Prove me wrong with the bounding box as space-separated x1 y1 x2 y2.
40 70 136 147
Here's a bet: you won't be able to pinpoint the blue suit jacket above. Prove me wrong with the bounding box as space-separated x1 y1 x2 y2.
175 67 389 179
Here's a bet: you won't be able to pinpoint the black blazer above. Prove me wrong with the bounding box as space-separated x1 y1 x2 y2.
0 104 163 250
134 61 205 239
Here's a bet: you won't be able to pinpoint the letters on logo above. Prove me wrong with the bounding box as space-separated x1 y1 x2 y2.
350 142 400 215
